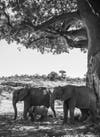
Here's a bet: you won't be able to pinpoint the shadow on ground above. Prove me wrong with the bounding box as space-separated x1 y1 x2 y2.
0 89 100 137
0 113 100 137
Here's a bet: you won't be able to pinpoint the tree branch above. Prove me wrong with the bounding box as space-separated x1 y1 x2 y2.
28 34 58 46
33 11 80 31
74 39 88 48
19 11 80 33
65 28 87 38
65 36 88 48
0 2 12 28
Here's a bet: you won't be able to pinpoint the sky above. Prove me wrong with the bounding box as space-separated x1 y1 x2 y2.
0 40 87 78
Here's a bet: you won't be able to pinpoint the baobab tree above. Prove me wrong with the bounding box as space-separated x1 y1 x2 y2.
0 1 100 104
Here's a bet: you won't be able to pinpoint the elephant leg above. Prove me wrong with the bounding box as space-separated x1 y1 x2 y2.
50 105 56 118
39 115 45 121
88 100 97 122
80 109 89 122
69 108 74 124
23 101 30 120
68 99 75 124
29 113 35 121
63 100 69 124
90 109 97 122
83 107 97 123
83 113 93 123
52 108 56 118
28 110 35 121
50 98 56 118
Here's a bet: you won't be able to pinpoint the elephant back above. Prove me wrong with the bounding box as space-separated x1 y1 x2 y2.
29 87 50 108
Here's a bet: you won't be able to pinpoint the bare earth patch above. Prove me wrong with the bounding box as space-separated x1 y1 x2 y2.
0 90 100 137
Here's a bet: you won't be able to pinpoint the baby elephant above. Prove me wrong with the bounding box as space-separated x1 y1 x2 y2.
29 106 48 121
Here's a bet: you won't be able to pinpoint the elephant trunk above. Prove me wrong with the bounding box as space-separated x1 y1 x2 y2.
12 99 17 120
50 93 56 117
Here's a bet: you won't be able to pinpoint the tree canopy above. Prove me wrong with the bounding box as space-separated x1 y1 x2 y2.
0 0 99 54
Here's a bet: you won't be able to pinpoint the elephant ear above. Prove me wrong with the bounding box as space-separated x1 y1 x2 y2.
17 87 29 101
60 86 65 96
55 86 65 99
60 86 69 101
61 85 74 101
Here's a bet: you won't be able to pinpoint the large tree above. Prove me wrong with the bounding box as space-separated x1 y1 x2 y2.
0 0 88 53
0 0 100 103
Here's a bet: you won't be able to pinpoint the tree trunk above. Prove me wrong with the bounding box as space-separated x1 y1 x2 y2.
77 0 100 105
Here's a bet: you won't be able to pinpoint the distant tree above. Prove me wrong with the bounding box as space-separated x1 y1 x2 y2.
47 71 59 81
14 74 19 78
41 74 47 80
59 70 66 79
34 73 40 79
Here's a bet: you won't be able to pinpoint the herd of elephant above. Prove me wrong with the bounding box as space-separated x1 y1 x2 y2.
12 85 98 124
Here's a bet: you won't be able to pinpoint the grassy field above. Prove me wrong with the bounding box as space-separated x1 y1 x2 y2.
0 78 100 137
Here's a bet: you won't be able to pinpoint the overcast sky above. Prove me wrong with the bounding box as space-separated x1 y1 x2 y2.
0 40 87 78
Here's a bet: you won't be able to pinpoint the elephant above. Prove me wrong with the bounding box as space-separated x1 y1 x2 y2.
28 106 48 121
50 85 97 124
12 87 56 120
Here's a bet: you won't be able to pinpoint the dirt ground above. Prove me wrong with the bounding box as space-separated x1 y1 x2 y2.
0 91 100 137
